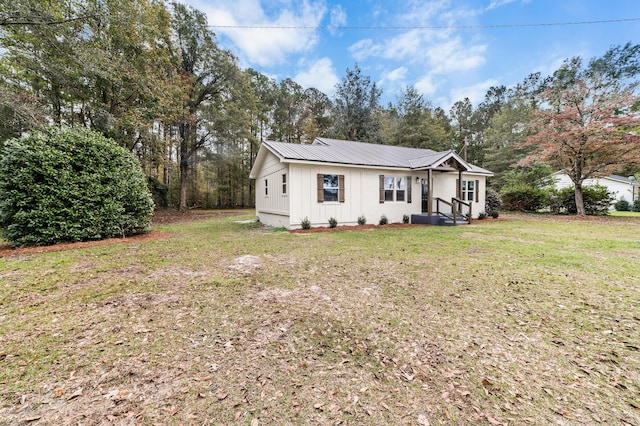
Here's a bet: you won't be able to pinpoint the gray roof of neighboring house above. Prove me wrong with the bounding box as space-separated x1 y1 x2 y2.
262 138 493 175
610 174 637 183
554 172 636 184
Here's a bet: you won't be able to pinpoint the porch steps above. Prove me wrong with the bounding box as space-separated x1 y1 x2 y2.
411 214 469 226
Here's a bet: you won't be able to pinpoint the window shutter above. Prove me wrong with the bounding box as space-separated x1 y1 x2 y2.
456 179 460 199
475 180 479 203
317 174 324 203
379 175 385 203
338 175 345 203
407 176 412 203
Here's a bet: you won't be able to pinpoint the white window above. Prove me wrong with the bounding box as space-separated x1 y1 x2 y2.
462 180 475 202
380 175 411 203
264 179 268 196
282 174 287 195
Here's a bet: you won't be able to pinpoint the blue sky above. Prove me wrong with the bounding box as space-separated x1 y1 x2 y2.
184 0 640 109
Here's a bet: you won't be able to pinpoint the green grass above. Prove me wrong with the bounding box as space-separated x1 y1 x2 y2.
1 212 639 425
610 210 640 217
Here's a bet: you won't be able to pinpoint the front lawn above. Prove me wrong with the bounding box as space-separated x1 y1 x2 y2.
1 212 638 425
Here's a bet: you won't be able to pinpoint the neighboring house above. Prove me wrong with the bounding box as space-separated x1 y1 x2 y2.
249 138 493 229
552 172 638 207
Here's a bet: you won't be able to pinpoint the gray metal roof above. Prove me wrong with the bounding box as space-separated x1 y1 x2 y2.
262 138 493 175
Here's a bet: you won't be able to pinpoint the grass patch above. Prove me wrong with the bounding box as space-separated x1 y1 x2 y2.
0 212 639 424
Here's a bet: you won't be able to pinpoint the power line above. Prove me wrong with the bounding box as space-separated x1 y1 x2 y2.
208 17 640 30
0 14 97 27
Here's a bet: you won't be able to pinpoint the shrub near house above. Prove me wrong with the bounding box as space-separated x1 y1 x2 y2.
0 126 154 247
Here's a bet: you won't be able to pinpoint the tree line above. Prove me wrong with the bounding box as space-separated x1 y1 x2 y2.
2 0 639 214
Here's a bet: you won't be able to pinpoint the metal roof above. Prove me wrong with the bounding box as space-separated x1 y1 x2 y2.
261 138 493 175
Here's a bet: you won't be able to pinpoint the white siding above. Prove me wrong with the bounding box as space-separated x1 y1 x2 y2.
254 151 290 227
288 163 422 228
553 173 634 207
431 172 488 217
590 178 633 204
284 164 489 228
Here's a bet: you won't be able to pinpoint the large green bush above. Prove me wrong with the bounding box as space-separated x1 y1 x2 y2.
614 198 631 212
0 126 154 246
500 185 546 211
485 187 501 214
546 185 614 215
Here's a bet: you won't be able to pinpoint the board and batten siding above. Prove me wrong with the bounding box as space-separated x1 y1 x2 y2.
254 151 291 228
288 163 423 228
431 172 488 216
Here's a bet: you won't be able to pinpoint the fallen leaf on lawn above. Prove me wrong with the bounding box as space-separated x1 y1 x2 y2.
401 370 415 381
216 390 228 400
55 389 64 397
67 388 83 401
314 402 325 409
234 411 242 420
380 401 391 411
251 419 259 426
485 413 501 424
21 416 41 423
553 408 574 419
417 413 430 426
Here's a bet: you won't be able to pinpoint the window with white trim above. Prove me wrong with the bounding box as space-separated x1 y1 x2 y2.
380 175 410 203
282 173 287 195
462 180 479 202
317 174 345 203
264 179 268 196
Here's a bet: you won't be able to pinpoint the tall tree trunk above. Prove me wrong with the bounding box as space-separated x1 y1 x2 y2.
574 183 586 216
179 123 191 212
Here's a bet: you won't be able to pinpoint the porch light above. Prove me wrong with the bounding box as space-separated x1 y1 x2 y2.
416 176 420 183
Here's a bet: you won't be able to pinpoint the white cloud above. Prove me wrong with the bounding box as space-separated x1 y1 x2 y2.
349 39 378 61
294 57 339 94
378 67 409 96
383 67 408 82
449 79 499 107
328 5 347 35
426 38 487 73
486 0 516 11
190 0 327 67
415 74 437 96
349 29 436 62
486 0 531 10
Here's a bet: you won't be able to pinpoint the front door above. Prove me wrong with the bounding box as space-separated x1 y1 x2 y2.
421 181 429 213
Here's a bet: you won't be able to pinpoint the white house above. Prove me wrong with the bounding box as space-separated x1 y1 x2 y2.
249 138 493 229
552 172 639 207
